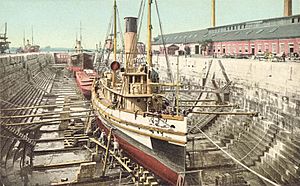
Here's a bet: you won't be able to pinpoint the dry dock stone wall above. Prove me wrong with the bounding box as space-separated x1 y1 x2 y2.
157 56 300 134
157 56 300 184
0 53 53 102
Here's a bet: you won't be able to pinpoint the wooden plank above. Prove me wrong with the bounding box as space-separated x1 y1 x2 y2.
0 101 90 111
3 115 95 126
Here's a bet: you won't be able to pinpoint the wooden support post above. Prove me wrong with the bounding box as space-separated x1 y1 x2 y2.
59 97 71 130
192 137 195 167
102 128 113 177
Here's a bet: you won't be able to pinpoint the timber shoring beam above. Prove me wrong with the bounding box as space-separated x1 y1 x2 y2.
36 135 89 142
2 115 95 126
179 99 216 103
180 104 237 108
186 163 236 171
191 111 258 116
0 101 90 111
162 89 221 93
33 160 91 171
0 109 93 119
34 147 83 155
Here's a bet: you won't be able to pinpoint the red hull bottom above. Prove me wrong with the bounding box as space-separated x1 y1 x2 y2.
80 87 91 100
75 76 92 100
96 117 179 185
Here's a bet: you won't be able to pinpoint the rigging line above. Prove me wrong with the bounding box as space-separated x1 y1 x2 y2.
116 7 125 59
98 9 114 70
198 128 280 186
137 0 144 21
136 0 146 42
239 124 268 161
154 0 173 83
125 0 144 67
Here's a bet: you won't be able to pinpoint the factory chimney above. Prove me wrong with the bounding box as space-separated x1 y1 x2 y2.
284 0 292 16
211 0 216 27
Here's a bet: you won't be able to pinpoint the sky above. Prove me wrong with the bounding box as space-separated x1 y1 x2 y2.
0 0 300 49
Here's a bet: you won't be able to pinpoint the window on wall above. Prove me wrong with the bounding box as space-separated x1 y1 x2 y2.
239 45 242 53
289 43 294 54
265 44 269 52
258 44 262 53
245 45 249 53
280 43 285 53
272 43 277 53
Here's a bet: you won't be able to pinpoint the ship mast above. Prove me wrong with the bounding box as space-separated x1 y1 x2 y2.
31 25 34 45
112 0 117 87
23 30 25 47
113 0 117 62
4 23 7 40
80 22 82 52
146 0 152 94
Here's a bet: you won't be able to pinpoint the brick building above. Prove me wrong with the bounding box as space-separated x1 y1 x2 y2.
152 14 300 57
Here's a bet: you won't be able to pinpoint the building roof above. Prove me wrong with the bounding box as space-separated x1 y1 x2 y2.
153 14 300 45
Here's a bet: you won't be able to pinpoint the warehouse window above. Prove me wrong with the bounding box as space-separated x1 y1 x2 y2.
280 43 285 53
245 45 249 53
289 43 294 53
272 43 277 53
258 44 262 53
265 44 269 52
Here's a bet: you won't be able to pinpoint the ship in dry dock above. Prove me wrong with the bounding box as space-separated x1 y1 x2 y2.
1 0 300 186
92 7 187 184
0 23 10 54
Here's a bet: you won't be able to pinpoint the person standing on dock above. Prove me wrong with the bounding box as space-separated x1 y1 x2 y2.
282 52 286 62
99 129 106 144
112 137 119 156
